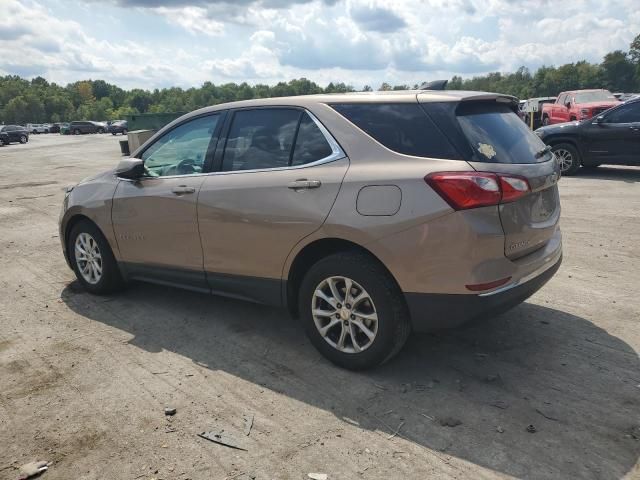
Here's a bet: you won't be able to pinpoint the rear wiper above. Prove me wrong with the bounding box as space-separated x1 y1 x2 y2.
535 145 552 159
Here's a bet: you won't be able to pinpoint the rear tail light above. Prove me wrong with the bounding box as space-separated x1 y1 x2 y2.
425 172 530 210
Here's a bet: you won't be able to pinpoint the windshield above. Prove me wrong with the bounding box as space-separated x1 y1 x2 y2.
456 102 552 164
573 91 617 103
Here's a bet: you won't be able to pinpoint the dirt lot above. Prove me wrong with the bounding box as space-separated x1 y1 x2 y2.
0 134 639 480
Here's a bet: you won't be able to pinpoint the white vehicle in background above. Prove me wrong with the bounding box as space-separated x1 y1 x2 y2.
27 123 51 134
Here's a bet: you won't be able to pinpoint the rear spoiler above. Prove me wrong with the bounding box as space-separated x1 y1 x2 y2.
420 80 448 90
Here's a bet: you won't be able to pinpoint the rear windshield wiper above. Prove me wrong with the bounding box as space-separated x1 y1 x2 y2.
535 145 552 159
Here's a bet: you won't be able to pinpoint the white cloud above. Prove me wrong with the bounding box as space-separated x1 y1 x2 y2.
0 0 639 89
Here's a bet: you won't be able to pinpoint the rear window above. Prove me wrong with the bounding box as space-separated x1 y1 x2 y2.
456 103 551 164
331 103 461 159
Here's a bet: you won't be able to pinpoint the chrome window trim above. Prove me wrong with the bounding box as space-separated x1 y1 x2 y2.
130 108 347 180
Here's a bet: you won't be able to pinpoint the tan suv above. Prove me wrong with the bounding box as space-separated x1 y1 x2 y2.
59 90 562 369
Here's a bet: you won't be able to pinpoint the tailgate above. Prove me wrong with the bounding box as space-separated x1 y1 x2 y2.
452 100 561 259
472 160 560 259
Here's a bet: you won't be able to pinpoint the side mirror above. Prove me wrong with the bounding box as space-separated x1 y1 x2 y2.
594 115 605 125
116 158 145 179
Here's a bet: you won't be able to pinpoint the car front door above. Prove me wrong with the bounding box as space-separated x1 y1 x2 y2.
197 108 349 304
584 102 640 165
111 112 225 291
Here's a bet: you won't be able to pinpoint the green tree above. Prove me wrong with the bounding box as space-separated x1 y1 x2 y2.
601 50 636 91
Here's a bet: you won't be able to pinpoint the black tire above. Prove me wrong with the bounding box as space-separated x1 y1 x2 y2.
542 116 550 126
552 142 581 176
74 129 80 135
98 128 104 134
298 252 411 370
19 135 27 143
0 138 4 147
68 220 124 294
111 132 116 136
122 129 128 135
570 116 576 122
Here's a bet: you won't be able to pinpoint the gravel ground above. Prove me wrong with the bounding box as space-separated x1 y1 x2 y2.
0 134 639 480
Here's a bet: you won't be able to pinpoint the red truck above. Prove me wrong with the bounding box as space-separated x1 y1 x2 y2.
541 89 620 125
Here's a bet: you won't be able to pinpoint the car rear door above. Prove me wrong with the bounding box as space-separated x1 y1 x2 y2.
111 112 225 290
197 107 348 304
452 101 561 259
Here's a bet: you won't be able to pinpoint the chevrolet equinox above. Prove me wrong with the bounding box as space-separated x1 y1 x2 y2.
59 90 562 370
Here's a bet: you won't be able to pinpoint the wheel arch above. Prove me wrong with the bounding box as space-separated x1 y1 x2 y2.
63 214 109 266
547 137 584 163
285 237 402 318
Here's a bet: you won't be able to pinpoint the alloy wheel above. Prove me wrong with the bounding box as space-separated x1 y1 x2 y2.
311 276 379 353
75 232 103 284
554 148 573 173
20 135 27 143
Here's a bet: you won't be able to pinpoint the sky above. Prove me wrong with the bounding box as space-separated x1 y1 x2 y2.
0 0 639 90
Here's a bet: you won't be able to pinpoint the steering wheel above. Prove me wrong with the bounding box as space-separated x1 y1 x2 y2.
167 158 198 176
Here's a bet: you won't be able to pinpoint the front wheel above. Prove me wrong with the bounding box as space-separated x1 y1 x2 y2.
0 138 5 147
98 128 104 134
68 220 124 294
552 143 581 175
299 252 410 370
19 135 27 143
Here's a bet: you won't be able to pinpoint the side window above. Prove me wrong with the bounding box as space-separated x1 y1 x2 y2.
291 113 333 166
605 103 640 124
142 114 219 177
222 109 300 171
557 94 566 106
331 103 461 159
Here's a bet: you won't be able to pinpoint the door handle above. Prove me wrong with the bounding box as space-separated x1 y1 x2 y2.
287 179 322 190
171 185 196 195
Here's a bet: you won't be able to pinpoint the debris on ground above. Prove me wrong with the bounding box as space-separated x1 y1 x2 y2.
535 408 560 422
526 424 537 433
164 407 177 416
491 400 508 410
439 417 462 427
308 473 328 480
496 426 504 433
243 413 254 436
18 460 50 479
387 421 405 439
199 430 247 451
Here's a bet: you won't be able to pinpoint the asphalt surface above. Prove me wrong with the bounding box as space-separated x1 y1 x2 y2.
1 134 639 480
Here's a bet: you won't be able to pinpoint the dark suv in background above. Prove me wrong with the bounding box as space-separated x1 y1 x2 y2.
536 97 640 174
70 121 105 135
108 120 128 135
0 125 29 144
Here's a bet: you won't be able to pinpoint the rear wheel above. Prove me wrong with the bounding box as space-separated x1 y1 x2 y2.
542 116 550 126
98 128 104 134
68 220 123 294
73 129 80 135
0 138 5 147
122 129 128 135
552 143 581 175
570 116 577 122
299 252 410 370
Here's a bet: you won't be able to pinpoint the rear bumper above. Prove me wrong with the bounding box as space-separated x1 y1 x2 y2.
405 253 562 332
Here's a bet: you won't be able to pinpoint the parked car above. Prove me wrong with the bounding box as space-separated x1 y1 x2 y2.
59 91 562 369
0 131 9 146
0 125 29 143
49 123 64 133
522 97 556 129
27 123 50 134
69 121 105 135
108 120 128 135
536 97 640 175
540 89 620 125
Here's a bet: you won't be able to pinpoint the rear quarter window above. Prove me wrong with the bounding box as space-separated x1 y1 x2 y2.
330 103 461 159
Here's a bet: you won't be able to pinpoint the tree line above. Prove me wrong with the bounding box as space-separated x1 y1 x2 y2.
1 34 638 125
